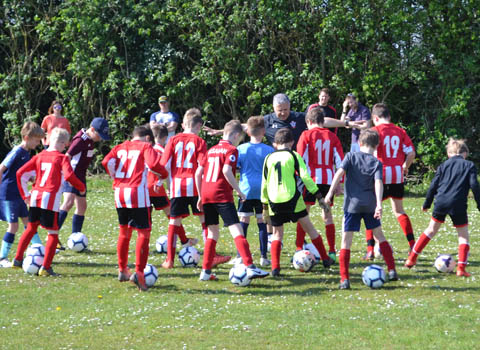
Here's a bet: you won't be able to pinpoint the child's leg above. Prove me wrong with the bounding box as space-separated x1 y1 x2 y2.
298 215 329 261
71 195 87 233
257 216 268 259
406 219 441 267
229 223 254 266
238 216 250 258
22 217 42 245
14 222 40 261
323 208 336 254
339 231 354 282
271 225 284 271
202 225 220 271
371 226 396 272
163 217 181 267
198 214 208 242
117 225 133 272
135 228 150 273
295 204 310 251
58 192 75 229
456 225 470 276
364 229 375 258
1 221 18 260
391 198 415 249
43 230 59 270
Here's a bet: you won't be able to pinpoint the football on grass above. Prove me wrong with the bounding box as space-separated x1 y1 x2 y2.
362 264 386 289
155 234 176 254
144 263 158 287
434 254 456 273
229 264 251 286
22 255 44 275
67 232 88 252
292 250 315 272
26 243 45 257
178 246 200 267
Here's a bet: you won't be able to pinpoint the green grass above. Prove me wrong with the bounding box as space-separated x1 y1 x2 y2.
1 177 479 350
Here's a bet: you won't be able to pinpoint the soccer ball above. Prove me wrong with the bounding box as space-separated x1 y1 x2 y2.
26 243 45 257
178 246 200 267
267 235 283 252
229 264 251 287
362 264 386 289
22 255 44 275
67 232 88 252
292 250 315 272
302 243 320 262
434 254 456 273
144 264 158 287
155 234 176 254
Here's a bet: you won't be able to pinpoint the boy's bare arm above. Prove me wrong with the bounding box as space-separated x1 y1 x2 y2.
403 151 416 175
325 168 345 205
222 164 246 201
195 166 204 211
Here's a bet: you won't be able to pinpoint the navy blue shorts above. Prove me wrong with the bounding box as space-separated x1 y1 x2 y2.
343 212 381 232
237 199 263 218
432 211 468 227
62 181 87 197
0 199 29 223
203 202 239 227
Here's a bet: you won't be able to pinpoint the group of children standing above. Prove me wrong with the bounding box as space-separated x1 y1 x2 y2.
1 101 478 291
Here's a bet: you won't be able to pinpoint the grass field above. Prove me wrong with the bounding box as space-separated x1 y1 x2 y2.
1 177 479 350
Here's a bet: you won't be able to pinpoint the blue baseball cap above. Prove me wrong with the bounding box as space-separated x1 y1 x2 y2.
91 118 111 141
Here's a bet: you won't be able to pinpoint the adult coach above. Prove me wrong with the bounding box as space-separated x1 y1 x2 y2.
340 93 372 152
306 88 338 134
149 95 180 141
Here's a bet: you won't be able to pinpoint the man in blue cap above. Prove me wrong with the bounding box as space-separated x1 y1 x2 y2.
56 118 111 248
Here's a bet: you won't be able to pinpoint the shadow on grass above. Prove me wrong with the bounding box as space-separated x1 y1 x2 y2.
55 261 118 268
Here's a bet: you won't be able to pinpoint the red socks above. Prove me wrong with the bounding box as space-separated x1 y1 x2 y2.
379 241 395 271
233 236 253 266
295 222 305 251
339 249 351 281
311 236 328 260
201 222 208 242
135 229 150 273
365 229 374 253
410 233 431 258
202 238 217 270
15 222 39 261
397 214 415 249
176 225 188 244
117 225 133 270
166 224 177 263
271 240 282 270
43 234 59 270
325 224 336 253
458 243 470 268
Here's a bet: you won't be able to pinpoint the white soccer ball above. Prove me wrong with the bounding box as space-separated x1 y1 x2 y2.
67 232 89 252
229 264 251 287
22 255 44 275
302 243 320 262
26 243 45 257
178 246 200 267
155 234 176 254
362 264 386 289
292 250 315 272
434 254 456 273
267 235 283 252
374 242 382 259
144 264 158 287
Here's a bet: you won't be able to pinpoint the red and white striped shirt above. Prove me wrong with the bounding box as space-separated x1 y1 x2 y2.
147 144 167 198
17 150 85 211
296 127 344 185
373 123 415 184
161 133 207 198
102 140 167 208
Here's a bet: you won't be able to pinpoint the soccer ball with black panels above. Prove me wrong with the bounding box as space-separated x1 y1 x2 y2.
155 234 176 254
26 243 45 257
229 264 251 287
22 255 44 275
143 263 158 287
178 246 200 267
362 264 386 289
67 232 88 252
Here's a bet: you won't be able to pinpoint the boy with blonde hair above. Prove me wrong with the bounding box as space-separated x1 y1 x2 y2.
405 138 480 277
0 122 45 266
13 128 86 276
196 120 268 281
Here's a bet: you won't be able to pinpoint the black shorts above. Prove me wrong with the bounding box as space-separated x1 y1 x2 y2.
150 196 170 210
116 207 151 229
382 183 404 200
170 197 202 218
62 181 87 198
203 202 239 227
270 209 308 227
304 184 331 205
237 199 263 218
432 211 468 227
29 207 59 231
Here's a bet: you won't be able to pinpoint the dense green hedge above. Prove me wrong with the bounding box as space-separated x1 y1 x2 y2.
1 0 479 175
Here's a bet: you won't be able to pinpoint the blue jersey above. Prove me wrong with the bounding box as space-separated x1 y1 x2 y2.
0 146 31 200
149 110 180 138
237 142 274 199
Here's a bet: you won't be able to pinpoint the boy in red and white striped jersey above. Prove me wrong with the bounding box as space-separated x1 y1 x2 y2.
102 125 168 291
363 103 416 259
12 128 86 276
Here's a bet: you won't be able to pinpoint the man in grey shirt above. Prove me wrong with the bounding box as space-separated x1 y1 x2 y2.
325 129 398 290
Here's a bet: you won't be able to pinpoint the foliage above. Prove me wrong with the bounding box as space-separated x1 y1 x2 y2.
1 0 479 173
